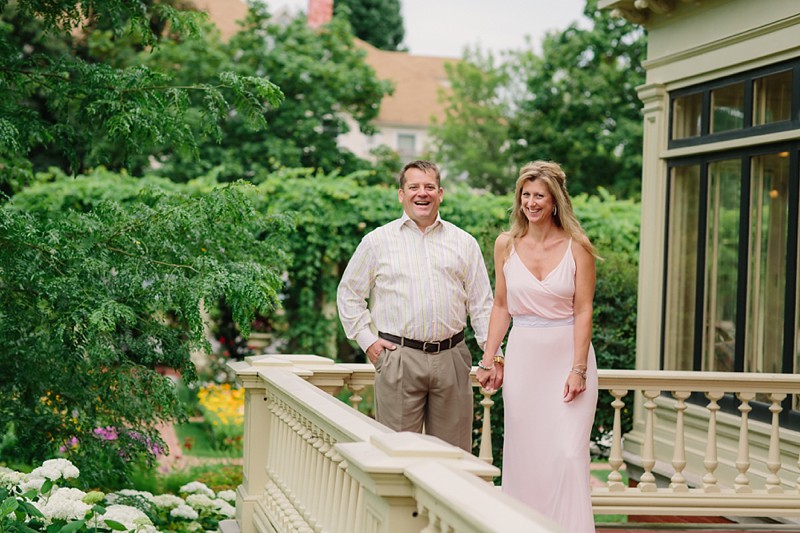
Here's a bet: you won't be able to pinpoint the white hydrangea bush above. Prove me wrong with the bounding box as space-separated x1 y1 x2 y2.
0 459 237 532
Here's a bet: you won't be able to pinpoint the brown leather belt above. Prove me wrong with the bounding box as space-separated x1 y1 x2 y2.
378 330 465 354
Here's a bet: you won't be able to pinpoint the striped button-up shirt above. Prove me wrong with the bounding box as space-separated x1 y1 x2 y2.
337 212 495 353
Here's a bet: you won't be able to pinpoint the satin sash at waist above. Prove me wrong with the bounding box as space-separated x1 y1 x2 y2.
512 314 574 328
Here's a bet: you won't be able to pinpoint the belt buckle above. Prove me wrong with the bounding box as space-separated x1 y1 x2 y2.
422 341 440 354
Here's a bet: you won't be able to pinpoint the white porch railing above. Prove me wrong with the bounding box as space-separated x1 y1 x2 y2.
228 354 800 533
228 354 564 533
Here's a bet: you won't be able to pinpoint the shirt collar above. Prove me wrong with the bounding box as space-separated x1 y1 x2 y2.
400 211 443 233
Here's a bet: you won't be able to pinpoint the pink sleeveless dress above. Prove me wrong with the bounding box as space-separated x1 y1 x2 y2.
501 240 598 533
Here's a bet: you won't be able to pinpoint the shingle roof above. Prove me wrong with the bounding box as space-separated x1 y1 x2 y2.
357 40 456 127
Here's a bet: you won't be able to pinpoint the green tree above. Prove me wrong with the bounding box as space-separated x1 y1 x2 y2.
432 0 646 198
0 0 289 487
0 0 282 185
429 47 516 193
143 3 392 181
336 0 404 51
508 0 646 198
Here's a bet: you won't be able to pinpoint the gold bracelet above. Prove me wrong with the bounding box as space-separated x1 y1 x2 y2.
493 355 505 366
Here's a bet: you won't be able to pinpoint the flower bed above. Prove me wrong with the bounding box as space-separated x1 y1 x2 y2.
195 383 244 453
0 458 235 532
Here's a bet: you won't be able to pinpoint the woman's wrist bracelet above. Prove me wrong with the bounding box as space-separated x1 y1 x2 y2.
478 360 494 371
571 367 587 379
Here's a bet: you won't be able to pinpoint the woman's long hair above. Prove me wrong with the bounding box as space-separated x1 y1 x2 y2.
509 161 600 259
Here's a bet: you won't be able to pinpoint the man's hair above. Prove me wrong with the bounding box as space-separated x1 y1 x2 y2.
397 160 441 188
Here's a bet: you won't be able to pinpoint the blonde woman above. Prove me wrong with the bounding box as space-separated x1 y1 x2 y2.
476 161 599 533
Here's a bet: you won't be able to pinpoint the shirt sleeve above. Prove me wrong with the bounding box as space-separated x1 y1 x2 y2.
337 235 379 353
464 236 502 355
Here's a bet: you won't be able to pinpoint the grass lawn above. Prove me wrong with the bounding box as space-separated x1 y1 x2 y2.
592 462 628 524
174 421 243 459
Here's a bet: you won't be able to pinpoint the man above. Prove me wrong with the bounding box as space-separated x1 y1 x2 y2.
337 160 498 451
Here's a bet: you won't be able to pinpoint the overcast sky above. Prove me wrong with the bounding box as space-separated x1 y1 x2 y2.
268 0 589 58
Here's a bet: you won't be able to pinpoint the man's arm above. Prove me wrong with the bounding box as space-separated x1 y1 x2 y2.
336 237 380 353
463 237 500 354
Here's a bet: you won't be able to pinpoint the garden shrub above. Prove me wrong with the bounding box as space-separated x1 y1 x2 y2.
0 458 237 533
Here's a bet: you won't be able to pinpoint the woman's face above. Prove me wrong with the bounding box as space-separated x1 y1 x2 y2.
520 178 554 224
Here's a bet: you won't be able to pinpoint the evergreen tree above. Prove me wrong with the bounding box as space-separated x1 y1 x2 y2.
336 0 404 51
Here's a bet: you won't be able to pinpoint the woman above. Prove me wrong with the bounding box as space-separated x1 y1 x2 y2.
477 161 599 533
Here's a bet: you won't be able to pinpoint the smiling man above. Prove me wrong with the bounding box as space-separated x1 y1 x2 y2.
336 160 498 451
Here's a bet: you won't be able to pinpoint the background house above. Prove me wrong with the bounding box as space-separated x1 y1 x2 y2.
337 40 454 162
600 0 800 506
198 0 454 163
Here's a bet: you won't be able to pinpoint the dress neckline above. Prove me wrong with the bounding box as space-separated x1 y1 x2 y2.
511 238 572 283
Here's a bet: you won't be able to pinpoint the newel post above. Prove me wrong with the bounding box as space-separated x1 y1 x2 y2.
227 355 296 533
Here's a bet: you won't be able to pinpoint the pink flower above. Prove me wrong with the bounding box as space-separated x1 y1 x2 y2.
93 426 118 441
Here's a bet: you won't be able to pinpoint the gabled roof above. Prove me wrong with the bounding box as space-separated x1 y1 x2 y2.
357 40 456 127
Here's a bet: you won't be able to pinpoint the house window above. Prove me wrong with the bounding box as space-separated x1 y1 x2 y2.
710 82 745 134
397 133 417 160
672 92 703 140
753 70 792 125
663 58 800 388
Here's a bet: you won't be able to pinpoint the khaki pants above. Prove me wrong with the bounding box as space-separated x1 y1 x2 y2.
373 341 473 451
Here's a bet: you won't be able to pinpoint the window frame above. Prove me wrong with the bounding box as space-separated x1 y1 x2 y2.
668 59 800 149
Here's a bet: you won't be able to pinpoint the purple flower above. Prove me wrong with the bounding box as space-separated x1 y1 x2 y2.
93 426 118 441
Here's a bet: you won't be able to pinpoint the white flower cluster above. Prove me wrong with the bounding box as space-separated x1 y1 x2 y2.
106 489 156 505
152 494 185 509
97 504 158 533
178 481 215 498
0 467 25 489
171 482 234 519
4 458 239 533
28 458 80 482
37 487 91 521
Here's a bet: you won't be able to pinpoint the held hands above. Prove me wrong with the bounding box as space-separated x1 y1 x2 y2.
476 356 504 392
365 338 396 365
563 366 587 403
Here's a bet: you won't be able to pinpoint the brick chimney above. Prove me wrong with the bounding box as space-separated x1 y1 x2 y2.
307 0 333 28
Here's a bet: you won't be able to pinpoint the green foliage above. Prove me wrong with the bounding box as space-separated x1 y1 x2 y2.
255 169 399 359
0 169 289 488
0 0 283 184
1 458 239 532
430 47 517 194
130 462 242 495
432 0 646 198
138 3 392 181
335 0 405 51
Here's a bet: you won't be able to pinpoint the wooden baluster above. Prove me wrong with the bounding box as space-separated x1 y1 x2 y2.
349 474 363 533
420 505 439 533
310 431 329 531
766 393 787 493
639 389 661 491
703 391 724 492
332 455 349 533
294 418 313 527
670 391 690 492
735 392 754 493
347 383 365 411
607 389 629 491
478 387 497 464
321 435 338 530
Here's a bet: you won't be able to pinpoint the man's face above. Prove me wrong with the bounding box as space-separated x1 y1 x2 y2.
398 167 443 229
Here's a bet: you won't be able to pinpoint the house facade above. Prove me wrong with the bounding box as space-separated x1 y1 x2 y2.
337 40 454 162
599 0 800 497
